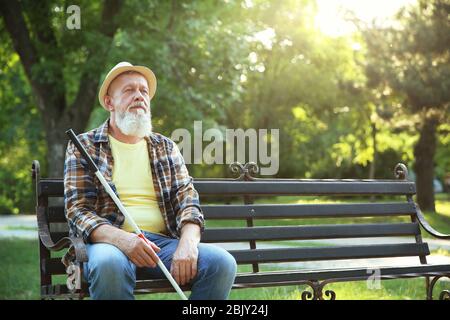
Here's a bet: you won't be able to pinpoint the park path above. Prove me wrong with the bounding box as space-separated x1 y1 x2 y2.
0 215 38 239
2 215 450 270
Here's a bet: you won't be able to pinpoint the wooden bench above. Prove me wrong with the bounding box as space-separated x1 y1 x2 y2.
32 160 450 300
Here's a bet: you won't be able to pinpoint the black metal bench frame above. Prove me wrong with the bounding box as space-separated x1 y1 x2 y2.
32 160 450 300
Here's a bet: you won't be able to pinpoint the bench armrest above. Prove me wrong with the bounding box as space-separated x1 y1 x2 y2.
37 206 88 262
416 206 450 240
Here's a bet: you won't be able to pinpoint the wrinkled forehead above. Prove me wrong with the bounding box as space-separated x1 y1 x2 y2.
107 71 149 94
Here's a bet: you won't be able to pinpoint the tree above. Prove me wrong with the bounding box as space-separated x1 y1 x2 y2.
0 0 123 177
0 0 251 212
362 0 450 211
0 0 250 179
230 0 380 179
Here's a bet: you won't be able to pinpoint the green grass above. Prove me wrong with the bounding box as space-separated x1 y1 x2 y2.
423 195 450 237
0 238 40 299
1 238 449 300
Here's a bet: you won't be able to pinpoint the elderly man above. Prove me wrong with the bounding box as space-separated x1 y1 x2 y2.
63 62 237 300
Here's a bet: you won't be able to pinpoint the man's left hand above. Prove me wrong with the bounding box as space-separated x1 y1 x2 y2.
171 223 201 285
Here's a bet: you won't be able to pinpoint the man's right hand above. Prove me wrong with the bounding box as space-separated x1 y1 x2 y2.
90 224 161 268
120 233 161 268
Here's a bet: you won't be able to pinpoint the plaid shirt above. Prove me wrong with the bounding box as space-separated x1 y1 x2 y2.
63 119 204 267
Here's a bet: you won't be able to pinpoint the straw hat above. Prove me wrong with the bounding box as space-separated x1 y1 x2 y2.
98 61 157 108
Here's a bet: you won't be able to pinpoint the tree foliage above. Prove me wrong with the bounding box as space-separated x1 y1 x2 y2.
0 0 448 214
362 0 450 210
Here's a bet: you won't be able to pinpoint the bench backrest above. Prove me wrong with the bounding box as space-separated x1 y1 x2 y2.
32 161 429 286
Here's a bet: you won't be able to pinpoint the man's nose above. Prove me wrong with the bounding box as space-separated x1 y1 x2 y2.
133 90 145 102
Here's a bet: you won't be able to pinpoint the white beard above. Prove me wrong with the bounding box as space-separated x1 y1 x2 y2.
115 101 152 138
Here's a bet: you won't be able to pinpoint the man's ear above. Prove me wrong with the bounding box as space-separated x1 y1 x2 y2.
104 95 114 111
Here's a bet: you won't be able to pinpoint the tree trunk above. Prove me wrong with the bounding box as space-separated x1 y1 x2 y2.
369 121 377 180
413 115 438 212
43 114 87 178
369 121 377 202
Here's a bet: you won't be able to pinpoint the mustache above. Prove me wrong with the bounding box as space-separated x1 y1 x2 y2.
127 100 148 111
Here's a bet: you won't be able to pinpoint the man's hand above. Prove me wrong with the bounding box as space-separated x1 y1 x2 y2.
171 223 201 285
90 224 161 268
119 233 161 268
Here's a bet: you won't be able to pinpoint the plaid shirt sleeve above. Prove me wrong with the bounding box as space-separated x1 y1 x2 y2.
168 140 205 234
64 139 112 242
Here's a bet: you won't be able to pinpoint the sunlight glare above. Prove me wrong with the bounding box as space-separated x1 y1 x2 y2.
314 0 417 37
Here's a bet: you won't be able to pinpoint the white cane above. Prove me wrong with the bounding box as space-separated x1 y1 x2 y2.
66 129 188 300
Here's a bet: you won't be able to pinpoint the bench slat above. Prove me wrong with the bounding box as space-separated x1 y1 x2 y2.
43 258 66 275
38 180 64 197
233 264 450 285
47 223 420 244
47 206 67 223
202 202 416 219
133 263 450 291
37 179 416 197
201 223 420 242
195 181 416 195
45 202 416 224
50 232 70 242
43 243 430 276
228 243 430 264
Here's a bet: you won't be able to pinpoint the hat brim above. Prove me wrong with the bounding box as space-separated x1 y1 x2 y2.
98 65 157 109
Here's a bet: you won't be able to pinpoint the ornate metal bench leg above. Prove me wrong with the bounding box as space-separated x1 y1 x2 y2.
427 275 450 300
301 281 336 300
425 276 430 300
301 281 319 300
317 280 336 300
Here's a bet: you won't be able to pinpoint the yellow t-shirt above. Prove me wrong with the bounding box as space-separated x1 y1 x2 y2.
108 134 167 235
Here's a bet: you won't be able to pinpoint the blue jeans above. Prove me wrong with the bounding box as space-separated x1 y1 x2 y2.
83 231 237 300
